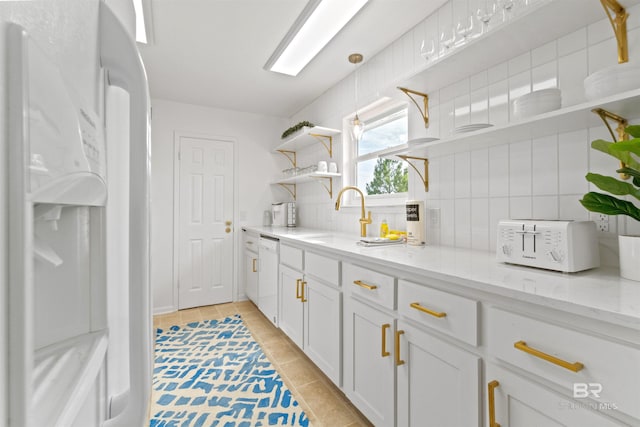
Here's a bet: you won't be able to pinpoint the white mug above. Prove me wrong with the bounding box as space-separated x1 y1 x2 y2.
317 161 328 172
329 162 338 173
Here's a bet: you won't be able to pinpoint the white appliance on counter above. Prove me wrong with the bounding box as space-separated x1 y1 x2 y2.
258 235 279 326
496 220 599 273
2 3 151 426
272 202 296 227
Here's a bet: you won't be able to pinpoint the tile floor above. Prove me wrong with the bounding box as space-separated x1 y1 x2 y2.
153 300 373 427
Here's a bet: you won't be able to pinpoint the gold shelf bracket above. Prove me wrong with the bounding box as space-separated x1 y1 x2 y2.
277 149 297 167
277 183 297 201
398 87 429 128
600 0 629 64
311 176 334 198
592 107 630 179
309 133 333 158
398 155 429 192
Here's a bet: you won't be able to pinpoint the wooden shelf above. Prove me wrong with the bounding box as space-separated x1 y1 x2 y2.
275 126 340 155
393 88 640 158
391 0 640 97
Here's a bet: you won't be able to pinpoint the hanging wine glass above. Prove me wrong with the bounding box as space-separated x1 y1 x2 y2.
476 2 496 35
456 15 475 44
440 27 456 54
420 39 436 61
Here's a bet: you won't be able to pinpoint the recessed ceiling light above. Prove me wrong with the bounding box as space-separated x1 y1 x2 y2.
264 0 369 76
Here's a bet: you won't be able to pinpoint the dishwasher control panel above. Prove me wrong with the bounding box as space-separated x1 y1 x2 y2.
496 220 599 273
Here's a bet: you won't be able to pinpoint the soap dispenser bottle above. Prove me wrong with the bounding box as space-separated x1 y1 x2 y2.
380 219 389 237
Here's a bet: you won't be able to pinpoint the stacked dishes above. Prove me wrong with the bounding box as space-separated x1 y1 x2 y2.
511 88 561 120
584 62 640 101
453 123 493 134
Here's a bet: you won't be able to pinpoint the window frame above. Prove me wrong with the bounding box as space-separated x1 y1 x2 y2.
342 100 409 207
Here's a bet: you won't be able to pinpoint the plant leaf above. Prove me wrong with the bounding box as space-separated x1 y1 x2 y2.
626 125 640 138
591 139 640 170
586 173 640 200
616 167 640 179
580 192 640 221
608 139 640 156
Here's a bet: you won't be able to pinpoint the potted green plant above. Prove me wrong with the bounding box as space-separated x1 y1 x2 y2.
580 124 640 281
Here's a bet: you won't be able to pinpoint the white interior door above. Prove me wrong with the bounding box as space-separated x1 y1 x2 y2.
177 135 234 309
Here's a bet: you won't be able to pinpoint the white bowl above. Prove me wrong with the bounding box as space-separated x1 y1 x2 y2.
584 62 640 101
511 88 561 119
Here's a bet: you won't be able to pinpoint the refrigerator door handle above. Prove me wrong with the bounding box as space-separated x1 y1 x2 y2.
99 3 152 426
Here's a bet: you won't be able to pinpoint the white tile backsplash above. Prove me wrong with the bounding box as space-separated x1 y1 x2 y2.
289 1 635 261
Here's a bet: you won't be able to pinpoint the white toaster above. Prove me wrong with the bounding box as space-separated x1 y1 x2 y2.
496 220 600 273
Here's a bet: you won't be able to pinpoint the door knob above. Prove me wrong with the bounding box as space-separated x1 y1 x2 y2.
225 220 232 226
225 227 231 233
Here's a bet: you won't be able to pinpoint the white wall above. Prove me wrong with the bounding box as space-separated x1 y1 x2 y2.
288 0 640 266
150 99 287 313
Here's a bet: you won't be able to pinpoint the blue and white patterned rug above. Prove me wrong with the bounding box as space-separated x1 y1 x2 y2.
150 315 310 427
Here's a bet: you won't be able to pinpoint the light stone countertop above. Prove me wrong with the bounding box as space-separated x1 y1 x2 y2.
243 226 640 330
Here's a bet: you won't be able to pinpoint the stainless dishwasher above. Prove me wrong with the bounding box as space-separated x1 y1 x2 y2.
258 235 279 326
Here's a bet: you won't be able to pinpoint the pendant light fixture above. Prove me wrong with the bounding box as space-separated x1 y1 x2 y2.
349 53 365 142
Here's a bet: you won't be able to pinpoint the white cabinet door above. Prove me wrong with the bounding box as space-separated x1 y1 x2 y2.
343 298 395 427
397 321 481 427
486 364 622 427
304 277 341 386
278 264 304 348
244 250 258 303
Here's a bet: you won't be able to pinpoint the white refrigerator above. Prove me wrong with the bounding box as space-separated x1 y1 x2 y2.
0 1 152 426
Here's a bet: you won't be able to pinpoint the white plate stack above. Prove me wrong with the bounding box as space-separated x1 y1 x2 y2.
511 88 561 120
584 62 640 101
453 123 493 134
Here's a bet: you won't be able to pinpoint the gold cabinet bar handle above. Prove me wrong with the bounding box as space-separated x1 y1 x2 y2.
353 280 378 290
488 380 500 427
381 324 391 357
295 279 302 300
395 330 405 366
410 302 446 318
252 258 257 273
300 281 308 303
514 341 584 372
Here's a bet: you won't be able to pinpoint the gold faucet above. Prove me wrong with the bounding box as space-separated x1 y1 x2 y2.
335 186 372 237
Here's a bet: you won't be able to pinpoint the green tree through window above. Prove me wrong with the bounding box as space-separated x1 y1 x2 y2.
366 158 408 195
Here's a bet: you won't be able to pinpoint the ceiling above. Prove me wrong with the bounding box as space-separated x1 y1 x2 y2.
138 0 444 118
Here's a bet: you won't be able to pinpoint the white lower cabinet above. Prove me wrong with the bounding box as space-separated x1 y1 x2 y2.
397 320 481 427
243 250 258 303
486 364 622 427
304 277 341 386
278 264 304 347
343 297 395 427
278 247 342 386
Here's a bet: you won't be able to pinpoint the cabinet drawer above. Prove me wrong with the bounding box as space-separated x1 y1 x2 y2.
342 263 395 310
398 280 478 346
242 230 259 253
487 307 640 420
305 251 339 285
280 244 303 271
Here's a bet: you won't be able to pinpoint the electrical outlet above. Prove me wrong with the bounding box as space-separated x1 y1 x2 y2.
595 213 609 232
429 208 440 228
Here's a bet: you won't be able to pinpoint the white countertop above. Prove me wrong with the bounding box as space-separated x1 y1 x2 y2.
244 226 640 330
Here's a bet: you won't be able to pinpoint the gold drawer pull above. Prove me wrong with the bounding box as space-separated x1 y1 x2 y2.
252 258 257 273
300 281 308 303
514 341 584 372
295 279 302 299
381 324 390 357
410 302 446 318
488 380 500 427
395 330 405 366
353 280 377 290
